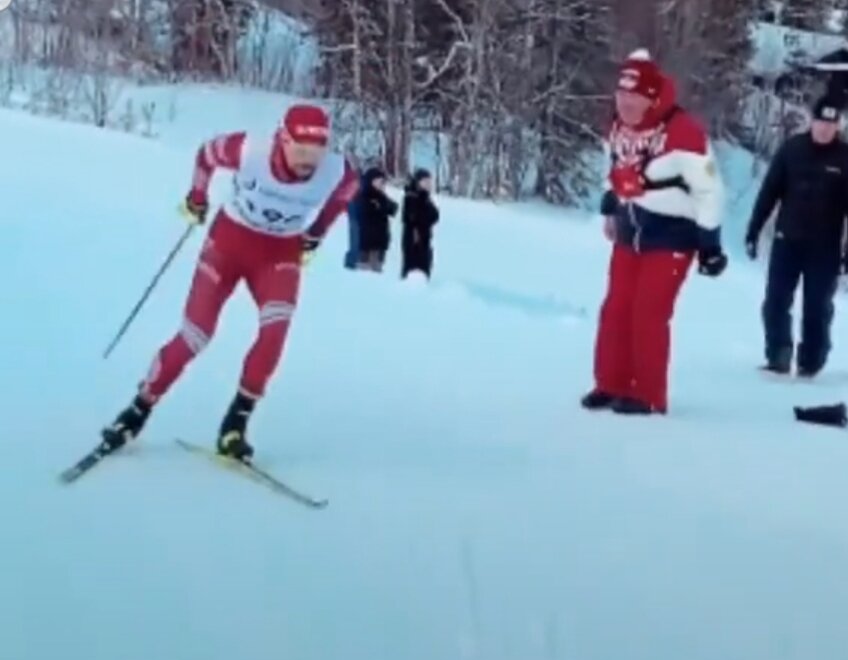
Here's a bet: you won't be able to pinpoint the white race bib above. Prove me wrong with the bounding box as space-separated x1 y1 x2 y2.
223 133 345 237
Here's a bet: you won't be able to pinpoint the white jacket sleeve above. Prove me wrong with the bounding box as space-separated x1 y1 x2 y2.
679 142 724 233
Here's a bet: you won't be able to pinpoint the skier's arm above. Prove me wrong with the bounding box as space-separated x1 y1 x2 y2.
747 142 788 240
305 159 359 241
189 131 246 201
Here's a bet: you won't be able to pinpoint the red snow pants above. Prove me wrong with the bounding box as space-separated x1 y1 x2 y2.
141 216 302 403
593 244 694 412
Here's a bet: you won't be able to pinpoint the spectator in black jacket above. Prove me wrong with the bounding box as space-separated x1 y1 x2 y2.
355 166 398 271
401 169 439 279
745 96 848 376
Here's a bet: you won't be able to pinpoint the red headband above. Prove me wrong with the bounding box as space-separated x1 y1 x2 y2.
283 104 330 145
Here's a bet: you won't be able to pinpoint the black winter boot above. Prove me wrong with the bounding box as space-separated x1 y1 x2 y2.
581 389 617 410
761 347 792 375
217 391 257 462
101 395 153 452
611 397 657 415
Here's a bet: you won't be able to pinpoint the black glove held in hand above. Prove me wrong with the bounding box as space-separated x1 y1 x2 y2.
697 247 727 277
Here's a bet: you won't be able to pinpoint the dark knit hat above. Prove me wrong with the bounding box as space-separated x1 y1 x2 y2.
362 166 386 186
412 168 431 183
812 96 842 123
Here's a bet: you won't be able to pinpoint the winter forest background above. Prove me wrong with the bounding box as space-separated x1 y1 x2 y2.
1 0 847 204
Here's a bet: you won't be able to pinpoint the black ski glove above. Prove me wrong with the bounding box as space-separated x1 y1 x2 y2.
600 190 619 216
697 247 727 277
794 403 847 428
183 191 209 225
301 235 320 265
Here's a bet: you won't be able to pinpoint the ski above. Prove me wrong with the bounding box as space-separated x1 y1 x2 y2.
174 438 328 509
58 440 122 484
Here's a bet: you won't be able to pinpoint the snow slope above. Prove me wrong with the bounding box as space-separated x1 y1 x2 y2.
3 95 848 660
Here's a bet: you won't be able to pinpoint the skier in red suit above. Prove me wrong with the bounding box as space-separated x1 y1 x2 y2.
581 50 727 415
99 104 358 460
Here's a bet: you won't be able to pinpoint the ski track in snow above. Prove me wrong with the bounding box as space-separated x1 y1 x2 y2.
3 95 848 660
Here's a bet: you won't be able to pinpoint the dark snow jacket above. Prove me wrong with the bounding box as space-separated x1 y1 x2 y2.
747 132 848 253
355 168 398 253
401 178 439 277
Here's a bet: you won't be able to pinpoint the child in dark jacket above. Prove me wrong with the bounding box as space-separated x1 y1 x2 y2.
354 166 398 272
401 169 439 279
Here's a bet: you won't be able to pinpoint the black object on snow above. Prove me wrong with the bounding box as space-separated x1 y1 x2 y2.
793 402 848 428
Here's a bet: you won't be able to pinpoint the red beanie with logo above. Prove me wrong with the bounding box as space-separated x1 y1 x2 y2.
616 49 663 101
282 104 330 145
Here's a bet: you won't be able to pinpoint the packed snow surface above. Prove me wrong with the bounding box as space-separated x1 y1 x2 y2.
3 87 848 660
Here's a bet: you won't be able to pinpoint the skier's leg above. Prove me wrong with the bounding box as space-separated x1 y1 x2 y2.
240 261 301 397
589 244 639 404
629 250 694 413
217 259 301 459
103 239 240 448
140 238 240 402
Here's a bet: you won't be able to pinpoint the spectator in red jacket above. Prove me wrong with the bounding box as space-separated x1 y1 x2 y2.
581 50 727 415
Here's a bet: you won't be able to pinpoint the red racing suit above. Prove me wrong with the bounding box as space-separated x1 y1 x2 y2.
140 132 357 403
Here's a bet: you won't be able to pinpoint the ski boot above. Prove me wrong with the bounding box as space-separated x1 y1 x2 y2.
101 394 152 452
216 391 256 462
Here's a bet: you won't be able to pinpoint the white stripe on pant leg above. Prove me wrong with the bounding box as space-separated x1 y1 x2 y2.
261 301 295 315
197 260 221 283
238 386 260 400
179 319 210 354
143 355 161 387
259 312 294 327
259 301 295 327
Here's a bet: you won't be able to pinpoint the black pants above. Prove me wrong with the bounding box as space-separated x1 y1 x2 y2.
401 231 433 278
762 237 840 372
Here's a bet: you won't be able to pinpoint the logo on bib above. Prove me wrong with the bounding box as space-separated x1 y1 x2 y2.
261 208 303 226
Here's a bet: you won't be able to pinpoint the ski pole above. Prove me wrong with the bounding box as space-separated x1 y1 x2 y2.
102 224 196 359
